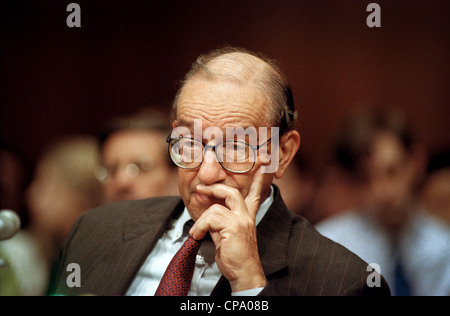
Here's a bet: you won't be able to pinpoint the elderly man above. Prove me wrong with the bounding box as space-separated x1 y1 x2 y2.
51 47 390 296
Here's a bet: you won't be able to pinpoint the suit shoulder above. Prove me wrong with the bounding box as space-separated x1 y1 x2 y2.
286 214 390 295
289 213 369 267
81 196 183 221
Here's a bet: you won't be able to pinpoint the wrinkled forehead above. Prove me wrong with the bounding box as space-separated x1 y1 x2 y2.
173 118 277 146
175 79 271 131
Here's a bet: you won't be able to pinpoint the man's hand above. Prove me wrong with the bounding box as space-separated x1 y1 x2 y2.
189 169 267 293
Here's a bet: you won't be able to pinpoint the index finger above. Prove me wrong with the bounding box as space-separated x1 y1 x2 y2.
244 167 266 219
196 183 247 213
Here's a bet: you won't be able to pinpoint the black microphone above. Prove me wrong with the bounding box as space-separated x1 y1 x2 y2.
0 209 21 240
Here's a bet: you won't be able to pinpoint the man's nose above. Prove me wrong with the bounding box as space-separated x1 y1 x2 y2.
196 148 227 185
112 167 135 187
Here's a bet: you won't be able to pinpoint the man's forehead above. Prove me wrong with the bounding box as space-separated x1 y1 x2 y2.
176 117 257 131
172 117 277 147
176 79 270 128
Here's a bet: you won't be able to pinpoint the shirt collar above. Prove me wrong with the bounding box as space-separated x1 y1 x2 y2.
255 184 274 226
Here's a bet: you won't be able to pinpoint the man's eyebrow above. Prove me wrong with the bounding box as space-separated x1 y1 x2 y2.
175 119 193 128
173 120 266 142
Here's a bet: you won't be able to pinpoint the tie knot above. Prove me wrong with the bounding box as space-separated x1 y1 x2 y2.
183 219 195 236
183 219 211 242
185 219 195 229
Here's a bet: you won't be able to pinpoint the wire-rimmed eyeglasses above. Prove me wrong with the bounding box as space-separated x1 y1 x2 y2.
166 132 278 174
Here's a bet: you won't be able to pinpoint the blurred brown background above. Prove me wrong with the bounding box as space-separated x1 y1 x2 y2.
1 0 449 170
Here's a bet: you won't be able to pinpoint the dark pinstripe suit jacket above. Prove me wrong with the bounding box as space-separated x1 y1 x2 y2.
52 186 390 296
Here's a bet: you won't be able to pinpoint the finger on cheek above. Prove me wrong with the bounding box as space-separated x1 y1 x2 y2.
245 168 265 216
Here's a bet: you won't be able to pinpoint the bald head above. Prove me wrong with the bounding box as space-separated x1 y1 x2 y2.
172 47 297 135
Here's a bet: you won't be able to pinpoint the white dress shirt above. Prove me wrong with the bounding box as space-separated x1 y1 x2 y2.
126 186 274 296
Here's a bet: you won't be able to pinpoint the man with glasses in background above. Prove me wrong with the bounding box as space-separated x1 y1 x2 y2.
51 47 390 296
95 108 178 204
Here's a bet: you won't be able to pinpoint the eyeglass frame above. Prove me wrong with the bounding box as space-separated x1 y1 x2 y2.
94 159 155 183
166 130 279 174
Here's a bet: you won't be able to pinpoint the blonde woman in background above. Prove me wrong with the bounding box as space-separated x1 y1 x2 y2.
1 135 103 295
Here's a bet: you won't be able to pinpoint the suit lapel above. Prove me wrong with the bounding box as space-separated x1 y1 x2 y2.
122 197 184 240
112 197 185 294
256 186 290 276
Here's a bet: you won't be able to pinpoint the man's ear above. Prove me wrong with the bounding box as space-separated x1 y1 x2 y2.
172 121 178 129
274 130 301 179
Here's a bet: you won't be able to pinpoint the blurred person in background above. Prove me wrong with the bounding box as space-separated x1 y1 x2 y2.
1 136 102 295
0 145 38 295
96 108 178 204
25 135 103 295
273 153 317 223
421 150 450 224
316 108 450 295
308 163 365 225
0 145 30 226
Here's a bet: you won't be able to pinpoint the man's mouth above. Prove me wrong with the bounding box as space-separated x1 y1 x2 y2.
193 191 224 206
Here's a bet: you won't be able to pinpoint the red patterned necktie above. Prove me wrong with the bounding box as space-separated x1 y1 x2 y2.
154 236 201 296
